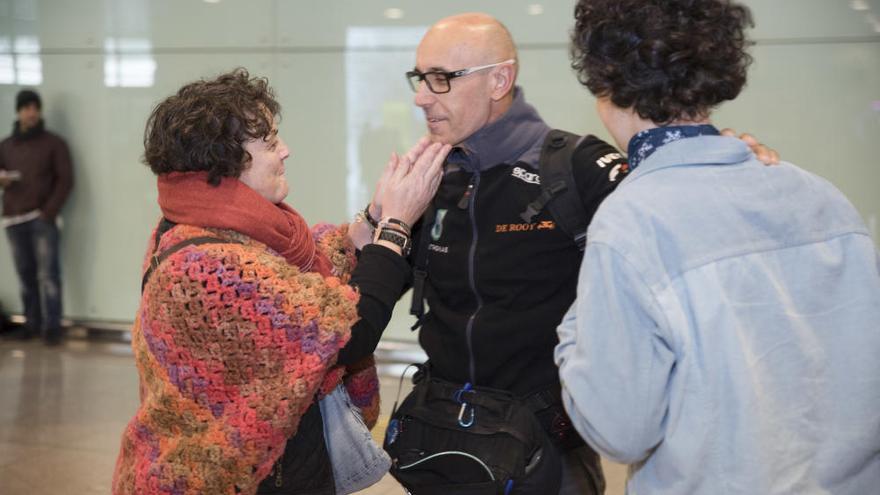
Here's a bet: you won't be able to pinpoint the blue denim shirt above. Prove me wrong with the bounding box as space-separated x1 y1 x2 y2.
555 134 880 494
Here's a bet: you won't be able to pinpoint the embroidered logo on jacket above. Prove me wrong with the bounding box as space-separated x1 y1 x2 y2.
431 209 448 241
595 152 624 168
609 163 630 182
594 152 629 182
511 167 540 185
495 220 555 233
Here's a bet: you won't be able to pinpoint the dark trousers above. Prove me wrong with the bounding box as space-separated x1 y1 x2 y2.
5 218 63 338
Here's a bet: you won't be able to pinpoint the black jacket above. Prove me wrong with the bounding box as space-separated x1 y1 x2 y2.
416 91 628 396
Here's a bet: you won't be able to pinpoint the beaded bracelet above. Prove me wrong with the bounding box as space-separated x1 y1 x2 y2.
353 211 376 235
363 204 379 229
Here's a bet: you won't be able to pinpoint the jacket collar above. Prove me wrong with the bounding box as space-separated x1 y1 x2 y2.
446 87 550 172
13 119 45 140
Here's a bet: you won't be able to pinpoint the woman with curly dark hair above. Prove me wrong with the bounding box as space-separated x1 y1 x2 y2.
113 68 450 494
556 1 880 494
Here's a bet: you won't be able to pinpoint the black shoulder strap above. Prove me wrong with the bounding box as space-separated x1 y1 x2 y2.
520 129 590 251
408 205 436 330
140 219 241 293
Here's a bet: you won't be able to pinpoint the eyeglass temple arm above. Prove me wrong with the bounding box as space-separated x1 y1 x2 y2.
457 58 517 76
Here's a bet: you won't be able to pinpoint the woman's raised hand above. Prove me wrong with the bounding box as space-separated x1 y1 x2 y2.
379 137 451 226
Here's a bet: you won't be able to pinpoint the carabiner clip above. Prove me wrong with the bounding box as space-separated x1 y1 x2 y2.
453 382 473 403
458 402 475 428
454 382 475 427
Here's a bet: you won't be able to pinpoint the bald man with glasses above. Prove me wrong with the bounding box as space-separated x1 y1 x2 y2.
371 12 774 495
368 13 613 494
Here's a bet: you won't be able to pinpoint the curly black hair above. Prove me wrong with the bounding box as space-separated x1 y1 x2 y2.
571 0 754 124
143 68 280 185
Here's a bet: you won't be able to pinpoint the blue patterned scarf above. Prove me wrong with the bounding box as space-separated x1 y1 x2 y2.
627 124 720 170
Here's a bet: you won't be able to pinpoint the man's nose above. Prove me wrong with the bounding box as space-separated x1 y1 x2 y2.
413 80 435 107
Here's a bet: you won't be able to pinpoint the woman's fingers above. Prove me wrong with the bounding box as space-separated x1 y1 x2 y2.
391 150 412 183
403 137 431 167
406 144 449 200
429 144 452 175
409 142 450 178
386 152 400 174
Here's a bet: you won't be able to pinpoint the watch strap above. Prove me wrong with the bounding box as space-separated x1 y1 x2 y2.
374 227 411 256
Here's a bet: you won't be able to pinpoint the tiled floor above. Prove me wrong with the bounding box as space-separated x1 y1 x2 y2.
0 336 626 494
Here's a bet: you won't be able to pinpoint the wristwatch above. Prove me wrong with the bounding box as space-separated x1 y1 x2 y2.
375 227 412 256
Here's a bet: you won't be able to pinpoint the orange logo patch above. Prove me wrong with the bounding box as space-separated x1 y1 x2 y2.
495 221 556 233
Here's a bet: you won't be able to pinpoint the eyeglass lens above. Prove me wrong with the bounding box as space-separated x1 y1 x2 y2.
408 72 451 94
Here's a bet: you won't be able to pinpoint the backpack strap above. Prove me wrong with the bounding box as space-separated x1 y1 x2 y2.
408 206 436 330
520 129 590 251
140 218 241 293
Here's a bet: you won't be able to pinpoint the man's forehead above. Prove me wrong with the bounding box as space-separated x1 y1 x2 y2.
415 38 480 71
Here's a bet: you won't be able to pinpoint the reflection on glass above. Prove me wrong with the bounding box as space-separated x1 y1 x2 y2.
0 58 13 84
103 37 156 88
15 54 42 85
850 0 869 11
14 36 43 85
384 8 404 20
0 35 43 85
869 13 880 32
344 26 426 215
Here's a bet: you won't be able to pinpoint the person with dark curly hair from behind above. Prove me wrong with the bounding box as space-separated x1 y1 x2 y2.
112 68 450 494
555 1 880 493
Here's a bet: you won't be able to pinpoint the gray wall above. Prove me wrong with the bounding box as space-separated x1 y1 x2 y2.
0 0 878 341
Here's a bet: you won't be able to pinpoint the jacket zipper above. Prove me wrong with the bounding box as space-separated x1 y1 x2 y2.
460 173 482 384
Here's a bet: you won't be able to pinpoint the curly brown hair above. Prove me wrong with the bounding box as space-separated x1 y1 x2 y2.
570 0 753 124
143 68 280 185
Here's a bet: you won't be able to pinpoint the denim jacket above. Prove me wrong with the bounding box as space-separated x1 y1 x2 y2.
556 135 880 494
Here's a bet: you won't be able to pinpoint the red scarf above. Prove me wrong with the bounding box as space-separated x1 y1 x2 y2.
157 172 331 276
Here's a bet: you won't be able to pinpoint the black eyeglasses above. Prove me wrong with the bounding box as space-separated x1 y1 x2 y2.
406 59 516 94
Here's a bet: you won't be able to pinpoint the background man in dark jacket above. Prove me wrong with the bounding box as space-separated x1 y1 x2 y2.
0 89 73 345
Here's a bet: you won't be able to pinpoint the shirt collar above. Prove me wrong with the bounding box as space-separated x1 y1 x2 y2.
447 87 551 172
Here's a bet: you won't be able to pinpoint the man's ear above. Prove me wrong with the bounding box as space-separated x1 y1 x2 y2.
489 63 515 101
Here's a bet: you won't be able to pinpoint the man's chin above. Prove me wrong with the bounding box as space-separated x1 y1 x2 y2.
426 133 455 146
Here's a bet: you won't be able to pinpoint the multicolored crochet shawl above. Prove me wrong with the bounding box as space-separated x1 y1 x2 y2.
113 222 379 494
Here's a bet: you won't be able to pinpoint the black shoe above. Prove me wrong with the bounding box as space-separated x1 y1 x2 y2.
44 330 63 346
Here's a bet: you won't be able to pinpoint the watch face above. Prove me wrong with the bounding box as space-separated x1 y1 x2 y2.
377 228 410 255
